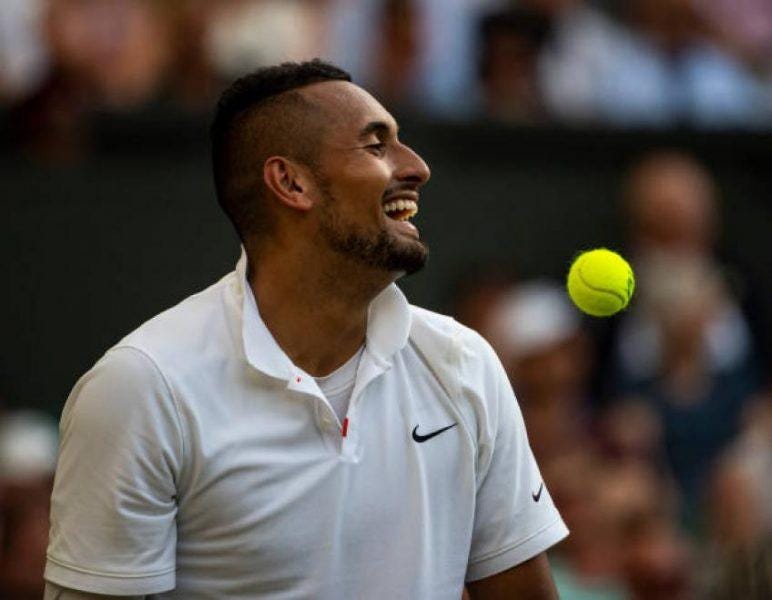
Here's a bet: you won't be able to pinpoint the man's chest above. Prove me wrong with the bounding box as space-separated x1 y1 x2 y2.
172 358 477 591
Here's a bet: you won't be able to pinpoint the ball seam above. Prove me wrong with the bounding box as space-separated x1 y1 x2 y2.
576 266 628 306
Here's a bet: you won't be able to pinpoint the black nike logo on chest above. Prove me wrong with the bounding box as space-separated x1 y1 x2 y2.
412 423 457 443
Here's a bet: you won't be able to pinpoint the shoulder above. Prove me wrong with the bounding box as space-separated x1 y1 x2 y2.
115 271 238 372
408 304 504 399
65 271 238 430
409 304 500 370
59 344 186 484
64 345 179 435
409 305 489 351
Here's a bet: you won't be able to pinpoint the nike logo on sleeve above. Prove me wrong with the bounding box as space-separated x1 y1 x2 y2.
532 482 544 502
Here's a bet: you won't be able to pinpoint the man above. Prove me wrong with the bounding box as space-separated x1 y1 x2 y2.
44 60 567 599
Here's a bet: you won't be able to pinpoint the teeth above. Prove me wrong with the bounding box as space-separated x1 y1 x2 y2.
383 199 418 221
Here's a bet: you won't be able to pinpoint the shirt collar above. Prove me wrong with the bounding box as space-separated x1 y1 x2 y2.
365 281 412 366
235 248 294 380
234 247 412 379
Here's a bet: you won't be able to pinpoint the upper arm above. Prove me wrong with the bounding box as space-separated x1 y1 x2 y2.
45 346 182 596
466 552 558 600
464 335 568 581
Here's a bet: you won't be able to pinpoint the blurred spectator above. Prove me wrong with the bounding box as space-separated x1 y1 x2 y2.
450 263 518 342
46 0 172 110
702 395 772 599
601 461 692 599
600 0 768 127
0 411 58 599
525 0 633 124
0 0 49 103
206 0 330 83
158 1 221 112
611 151 762 526
692 0 772 72
478 7 552 123
11 0 174 161
489 281 594 463
5 0 771 136
327 0 505 117
544 452 630 599
598 398 664 466
526 0 769 127
624 151 717 257
370 0 422 111
706 394 772 550
705 538 772 599
546 453 692 599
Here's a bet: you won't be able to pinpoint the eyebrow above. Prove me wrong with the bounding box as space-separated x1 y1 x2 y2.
357 120 397 141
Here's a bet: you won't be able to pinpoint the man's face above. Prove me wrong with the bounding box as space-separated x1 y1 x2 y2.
302 82 431 276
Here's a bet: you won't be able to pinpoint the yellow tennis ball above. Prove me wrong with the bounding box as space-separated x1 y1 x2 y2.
567 248 635 317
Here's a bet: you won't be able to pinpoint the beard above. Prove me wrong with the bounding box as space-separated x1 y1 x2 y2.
316 188 428 276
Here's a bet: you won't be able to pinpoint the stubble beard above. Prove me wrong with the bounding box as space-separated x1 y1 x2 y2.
316 187 428 277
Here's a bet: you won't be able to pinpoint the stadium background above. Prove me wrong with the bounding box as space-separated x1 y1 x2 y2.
1 0 771 597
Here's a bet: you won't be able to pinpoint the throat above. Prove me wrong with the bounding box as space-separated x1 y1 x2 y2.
251 274 370 377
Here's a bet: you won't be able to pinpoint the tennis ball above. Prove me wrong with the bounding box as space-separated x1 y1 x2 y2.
567 248 635 317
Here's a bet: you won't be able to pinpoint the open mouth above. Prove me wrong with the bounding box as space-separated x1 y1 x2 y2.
383 199 418 222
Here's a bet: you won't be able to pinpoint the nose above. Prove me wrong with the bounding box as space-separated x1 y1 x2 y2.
394 142 431 186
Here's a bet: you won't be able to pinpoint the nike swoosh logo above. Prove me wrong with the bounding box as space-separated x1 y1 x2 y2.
412 423 457 443
532 482 544 502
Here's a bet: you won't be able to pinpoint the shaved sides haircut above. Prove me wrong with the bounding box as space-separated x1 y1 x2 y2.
211 59 352 242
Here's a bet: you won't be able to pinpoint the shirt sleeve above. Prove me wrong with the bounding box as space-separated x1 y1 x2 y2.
464 336 569 582
44 580 145 599
45 346 183 595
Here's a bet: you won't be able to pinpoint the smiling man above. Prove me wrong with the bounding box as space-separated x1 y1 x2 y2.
44 60 567 599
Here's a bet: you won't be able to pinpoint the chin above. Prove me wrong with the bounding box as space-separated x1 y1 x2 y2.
386 238 429 276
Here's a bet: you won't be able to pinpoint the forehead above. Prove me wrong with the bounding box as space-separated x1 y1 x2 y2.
300 81 397 143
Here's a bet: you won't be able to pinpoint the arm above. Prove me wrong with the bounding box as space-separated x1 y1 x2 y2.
462 333 568 591
466 552 558 600
45 347 182 595
44 581 145 599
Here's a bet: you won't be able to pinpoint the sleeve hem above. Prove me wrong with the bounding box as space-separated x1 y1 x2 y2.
465 518 569 582
45 559 175 596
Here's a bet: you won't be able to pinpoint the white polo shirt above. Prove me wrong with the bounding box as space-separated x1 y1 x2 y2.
46 250 568 599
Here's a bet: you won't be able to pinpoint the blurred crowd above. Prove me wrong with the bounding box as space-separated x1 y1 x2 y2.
453 149 771 599
2 0 772 161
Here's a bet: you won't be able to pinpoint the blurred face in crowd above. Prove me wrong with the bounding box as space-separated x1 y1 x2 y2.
626 153 718 257
598 463 692 598
509 334 590 403
47 0 170 107
297 81 431 277
544 453 622 575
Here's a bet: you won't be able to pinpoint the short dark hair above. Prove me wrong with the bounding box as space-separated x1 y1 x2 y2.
211 59 352 243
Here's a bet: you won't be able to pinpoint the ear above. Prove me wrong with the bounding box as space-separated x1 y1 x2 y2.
263 156 314 212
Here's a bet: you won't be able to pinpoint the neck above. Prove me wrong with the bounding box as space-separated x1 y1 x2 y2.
246 241 393 377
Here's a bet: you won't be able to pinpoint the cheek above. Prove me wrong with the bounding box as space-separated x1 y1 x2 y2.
340 158 392 200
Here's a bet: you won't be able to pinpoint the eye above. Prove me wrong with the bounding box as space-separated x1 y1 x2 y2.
365 142 386 156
